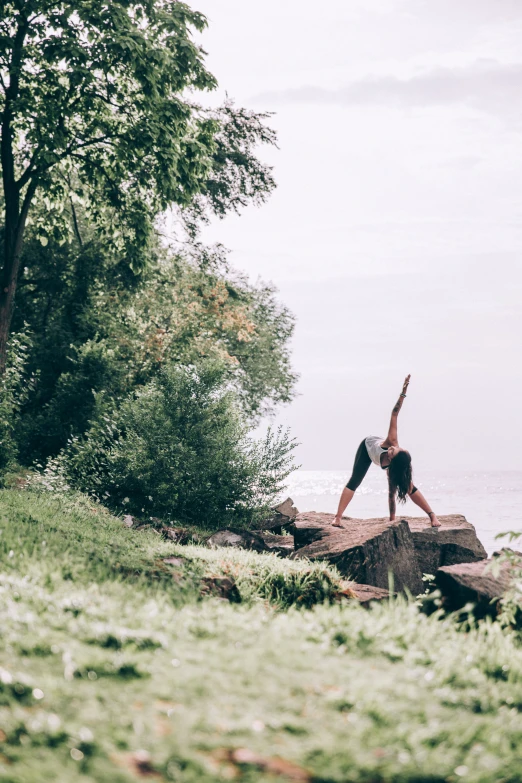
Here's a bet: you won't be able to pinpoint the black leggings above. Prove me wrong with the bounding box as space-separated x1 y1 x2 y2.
346 439 372 491
346 439 417 494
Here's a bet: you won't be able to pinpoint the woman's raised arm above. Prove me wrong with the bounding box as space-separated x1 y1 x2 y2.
382 374 410 448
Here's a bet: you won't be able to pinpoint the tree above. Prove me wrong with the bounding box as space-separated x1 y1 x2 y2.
0 1 276 370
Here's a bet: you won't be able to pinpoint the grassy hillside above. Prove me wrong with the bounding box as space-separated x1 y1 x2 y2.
1 490 522 782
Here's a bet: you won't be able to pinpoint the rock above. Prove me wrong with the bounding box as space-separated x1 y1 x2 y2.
224 748 311 782
206 528 295 558
293 513 333 549
405 514 487 576
435 552 517 613
112 750 162 779
273 497 298 520
338 580 391 605
258 533 295 558
161 527 198 544
162 556 185 567
206 528 269 553
254 497 299 533
200 576 241 602
292 512 424 594
135 525 161 535
122 514 135 528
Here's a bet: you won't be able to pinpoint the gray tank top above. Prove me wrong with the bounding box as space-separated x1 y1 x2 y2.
365 436 387 468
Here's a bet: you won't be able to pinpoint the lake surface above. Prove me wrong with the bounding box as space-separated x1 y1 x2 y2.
284 469 522 555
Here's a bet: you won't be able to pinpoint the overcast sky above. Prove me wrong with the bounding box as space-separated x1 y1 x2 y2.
192 0 522 472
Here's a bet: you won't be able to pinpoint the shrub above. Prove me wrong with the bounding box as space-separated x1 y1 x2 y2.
48 362 296 528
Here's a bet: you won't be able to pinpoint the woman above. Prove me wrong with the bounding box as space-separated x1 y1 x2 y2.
332 375 441 528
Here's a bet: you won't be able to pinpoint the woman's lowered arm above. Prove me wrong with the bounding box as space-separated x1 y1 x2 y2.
382 374 410 448
388 472 397 521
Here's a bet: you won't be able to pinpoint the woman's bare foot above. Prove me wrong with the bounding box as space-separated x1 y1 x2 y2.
332 516 343 528
429 513 441 528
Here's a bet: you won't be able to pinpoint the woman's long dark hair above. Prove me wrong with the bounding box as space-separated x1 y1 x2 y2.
388 450 412 503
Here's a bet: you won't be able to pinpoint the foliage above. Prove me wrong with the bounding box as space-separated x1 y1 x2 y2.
0 328 35 471
0 3 278 256
488 531 522 629
0 0 252 252
183 100 277 234
44 362 297 527
3 489 522 781
12 235 296 465
0 0 277 376
179 543 339 610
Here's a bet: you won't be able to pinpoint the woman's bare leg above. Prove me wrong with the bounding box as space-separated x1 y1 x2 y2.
409 489 441 527
332 487 355 527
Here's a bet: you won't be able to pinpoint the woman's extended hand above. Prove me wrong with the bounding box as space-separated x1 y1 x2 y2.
401 374 411 396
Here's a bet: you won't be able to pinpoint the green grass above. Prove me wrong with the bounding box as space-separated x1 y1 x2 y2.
2 489 522 782
0 489 341 609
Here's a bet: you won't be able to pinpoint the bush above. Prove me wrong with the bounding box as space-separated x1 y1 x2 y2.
48 362 296 528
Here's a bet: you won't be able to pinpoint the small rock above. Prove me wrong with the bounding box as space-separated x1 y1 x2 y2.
254 497 299 533
200 576 241 602
273 497 298 520
162 557 185 567
111 750 161 779
206 529 269 553
227 747 311 781
135 525 161 535
338 581 390 605
161 527 196 544
122 515 135 528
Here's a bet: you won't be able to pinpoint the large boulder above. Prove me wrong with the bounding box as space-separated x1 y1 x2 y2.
403 514 487 576
435 552 516 614
291 512 424 594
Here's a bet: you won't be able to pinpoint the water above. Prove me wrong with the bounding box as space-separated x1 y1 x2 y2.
284 470 522 555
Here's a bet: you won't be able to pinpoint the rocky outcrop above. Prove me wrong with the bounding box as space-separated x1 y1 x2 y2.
291 513 424 594
405 514 487 576
435 553 517 613
206 528 269 553
203 508 490 604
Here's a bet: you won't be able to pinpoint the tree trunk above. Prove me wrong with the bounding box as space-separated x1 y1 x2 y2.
0 15 31 374
0 179 36 373
0 250 20 373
